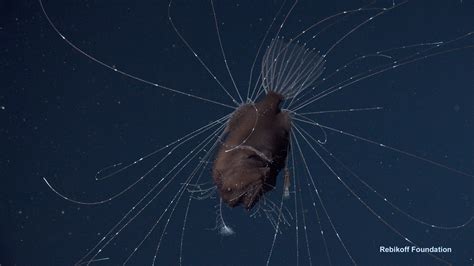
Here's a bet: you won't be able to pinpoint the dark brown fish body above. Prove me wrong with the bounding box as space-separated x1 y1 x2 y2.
212 92 291 209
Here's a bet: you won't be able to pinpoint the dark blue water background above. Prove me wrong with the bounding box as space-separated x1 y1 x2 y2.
1 0 473 265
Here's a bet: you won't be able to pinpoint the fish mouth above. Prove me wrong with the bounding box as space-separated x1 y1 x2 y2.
244 186 262 210
228 182 263 210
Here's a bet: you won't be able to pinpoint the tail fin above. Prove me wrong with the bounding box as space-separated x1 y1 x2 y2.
262 37 325 99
